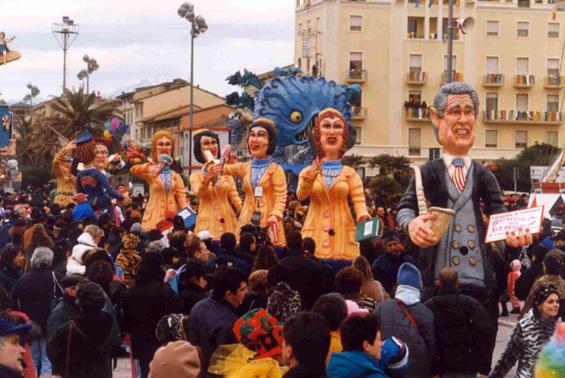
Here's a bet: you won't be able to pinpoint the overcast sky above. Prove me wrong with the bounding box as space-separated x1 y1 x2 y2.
0 0 295 103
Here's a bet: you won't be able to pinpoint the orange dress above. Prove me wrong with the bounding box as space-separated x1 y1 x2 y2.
52 147 76 207
223 162 287 246
297 165 368 261
130 164 187 231
190 172 242 238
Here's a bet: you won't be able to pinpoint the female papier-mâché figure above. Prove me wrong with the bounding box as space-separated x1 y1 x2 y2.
221 118 287 246
297 108 369 261
52 140 77 207
189 130 242 239
130 130 187 231
74 133 128 214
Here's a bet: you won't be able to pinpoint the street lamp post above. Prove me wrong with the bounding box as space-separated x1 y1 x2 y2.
445 1 473 84
178 2 208 178
52 16 79 93
78 55 99 93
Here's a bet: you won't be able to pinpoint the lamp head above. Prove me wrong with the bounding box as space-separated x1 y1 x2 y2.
456 17 474 34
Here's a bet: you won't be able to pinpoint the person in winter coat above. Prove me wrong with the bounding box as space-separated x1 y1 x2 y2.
11 247 63 377
115 233 141 287
371 232 415 297
352 256 389 304
47 282 113 378
0 244 24 291
424 268 497 376
328 313 409 378
23 224 54 273
490 284 560 378
515 245 548 301
373 263 434 378
122 253 181 378
66 225 104 275
508 259 522 314
47 275 88 340
178 263 208 315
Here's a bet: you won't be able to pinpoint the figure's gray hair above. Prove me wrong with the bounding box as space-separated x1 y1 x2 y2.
433 82 479 118
30 247 53 270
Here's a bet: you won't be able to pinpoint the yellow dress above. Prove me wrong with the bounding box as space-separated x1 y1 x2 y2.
297 165 368 260
190 172 242 238
52 147 76 207
130 164 187 231
223 162 286 246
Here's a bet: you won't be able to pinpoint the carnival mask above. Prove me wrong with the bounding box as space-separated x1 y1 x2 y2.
248 126 270 159
319 116 344 160
432 94 476 156
94 144 109 170
200 135 219 158
156 136 174 157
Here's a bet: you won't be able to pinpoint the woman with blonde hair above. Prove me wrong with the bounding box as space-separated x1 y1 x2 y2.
352 255 389 304
130 131 187 231
67 224 105 276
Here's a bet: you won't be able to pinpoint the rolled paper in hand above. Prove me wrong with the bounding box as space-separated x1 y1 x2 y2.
428 206 455 240
202 150 218 172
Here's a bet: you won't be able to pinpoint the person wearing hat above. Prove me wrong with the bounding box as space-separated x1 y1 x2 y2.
0 316 31 378
297 108 370 262
490 284 560 377
208 308 285 377
115 233 141 287
374 262 434 377
148 340 201 378
52 140 77 207
130 130 187 232
371 231 415 297
190 129 242 240
328 313 409 378
220 118 287 246
47 282 114 378
554 229 565 251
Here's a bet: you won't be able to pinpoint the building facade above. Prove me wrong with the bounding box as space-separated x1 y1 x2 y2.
295 0 564 166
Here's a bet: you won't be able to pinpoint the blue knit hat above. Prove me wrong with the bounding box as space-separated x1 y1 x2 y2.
397 262 422 290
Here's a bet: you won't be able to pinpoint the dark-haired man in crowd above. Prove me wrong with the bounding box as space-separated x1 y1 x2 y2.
188 267 248 374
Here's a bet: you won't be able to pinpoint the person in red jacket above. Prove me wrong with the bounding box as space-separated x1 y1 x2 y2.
507 259 522 314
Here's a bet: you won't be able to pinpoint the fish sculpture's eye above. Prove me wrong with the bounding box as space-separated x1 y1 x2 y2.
289 110 303 124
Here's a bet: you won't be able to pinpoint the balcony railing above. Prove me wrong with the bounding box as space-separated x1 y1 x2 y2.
407 31 425 39
544 76 564 89
514 75 535 88
347 69 367 83
405 106 431 122
406 70 427 85
351 106 368 120
483 110 562 124
441 71 463 84
483 74 504 87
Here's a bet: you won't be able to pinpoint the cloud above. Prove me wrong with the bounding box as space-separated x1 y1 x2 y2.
1 0 295 101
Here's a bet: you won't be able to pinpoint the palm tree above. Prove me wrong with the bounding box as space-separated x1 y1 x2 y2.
342 154 365 169
369 154 411 177
48 87 122 139
15 114 60 169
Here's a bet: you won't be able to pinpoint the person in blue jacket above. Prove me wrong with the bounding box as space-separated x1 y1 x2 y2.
328 313 409 378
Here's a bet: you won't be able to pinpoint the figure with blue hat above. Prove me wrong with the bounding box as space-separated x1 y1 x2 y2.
74 132 129 214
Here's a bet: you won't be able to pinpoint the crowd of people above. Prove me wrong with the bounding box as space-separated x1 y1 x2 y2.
0 185 560 378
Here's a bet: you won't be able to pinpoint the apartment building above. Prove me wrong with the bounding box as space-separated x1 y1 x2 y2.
295 0 564 165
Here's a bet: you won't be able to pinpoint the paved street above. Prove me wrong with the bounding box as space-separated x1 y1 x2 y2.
112 314 519 378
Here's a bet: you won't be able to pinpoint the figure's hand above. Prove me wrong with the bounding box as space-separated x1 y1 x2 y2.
267 214 279 226
147 164 161 175
357 214 371 222
121 194 131 206
164 269 176 283
505 229 532 248
306 157 321 179
64 141 77 152
408 214 440 248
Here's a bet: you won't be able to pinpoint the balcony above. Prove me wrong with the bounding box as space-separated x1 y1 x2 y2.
441 71 463 84
483 74 504 88
351 106 368 120
544 76 564 89
406 70 427 86
483 110 562 125
514 75 535 89
405 106 431 122
347 69 367 83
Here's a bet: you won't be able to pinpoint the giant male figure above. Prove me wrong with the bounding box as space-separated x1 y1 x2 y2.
397 82 507 321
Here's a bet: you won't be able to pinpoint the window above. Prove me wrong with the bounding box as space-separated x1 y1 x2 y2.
486 93 498 112
517 58 529 75
443 55 457 71
486 57 499 74
516 94 528 111
350 16 362 32
316 17 320 32
409 54 423 76
408 17 424 39
547 95 559 112
546 131 558 147
408 128 421 156
408 90 422 104
354 127 362 145
517 22 529 37
298 23 302 33
349 52 363 70
548 23 560 38
486 21 499 37
485 130 498 148
515 131 528 149
307 20 311 32
547 58 560 78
